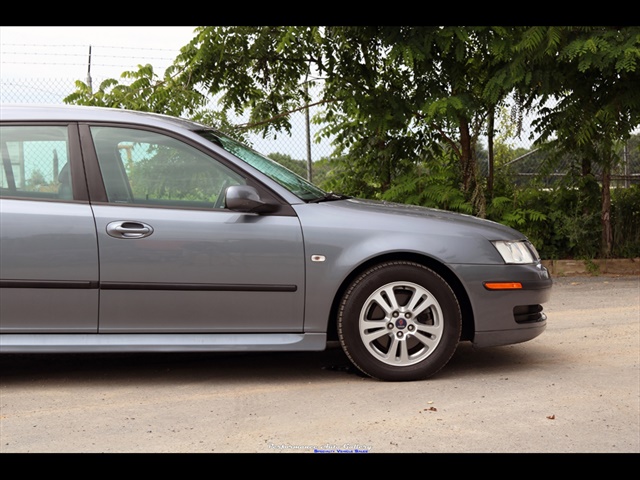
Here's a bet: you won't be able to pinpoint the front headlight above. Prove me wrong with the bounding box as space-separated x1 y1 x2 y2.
492 240 539 264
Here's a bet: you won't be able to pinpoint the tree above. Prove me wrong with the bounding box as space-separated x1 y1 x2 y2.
505 27 640 256
171 27 518 214
64 64 205 117
62 27 530 214
63 62 251 144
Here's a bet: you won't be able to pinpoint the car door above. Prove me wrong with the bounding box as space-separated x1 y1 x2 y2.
82 124 306 333
0 124 99 332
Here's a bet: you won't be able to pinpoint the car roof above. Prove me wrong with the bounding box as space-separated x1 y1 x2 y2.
0 103 206 132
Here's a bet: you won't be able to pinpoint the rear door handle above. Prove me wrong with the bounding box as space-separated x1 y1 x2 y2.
106 221 154 239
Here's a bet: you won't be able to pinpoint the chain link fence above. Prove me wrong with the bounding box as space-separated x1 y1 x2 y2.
2 76 639 187
0 77 333 162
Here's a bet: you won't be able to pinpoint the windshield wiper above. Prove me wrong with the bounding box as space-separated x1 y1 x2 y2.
308 192 351 203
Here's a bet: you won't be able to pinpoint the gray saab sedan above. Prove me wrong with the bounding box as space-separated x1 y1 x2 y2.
0 104 552 381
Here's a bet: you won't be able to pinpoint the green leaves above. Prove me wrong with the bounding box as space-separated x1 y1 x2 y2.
63 63 207 121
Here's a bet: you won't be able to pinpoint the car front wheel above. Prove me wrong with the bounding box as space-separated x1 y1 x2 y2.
337 261 462 381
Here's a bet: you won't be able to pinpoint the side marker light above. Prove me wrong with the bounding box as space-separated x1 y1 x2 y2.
484 282 523 290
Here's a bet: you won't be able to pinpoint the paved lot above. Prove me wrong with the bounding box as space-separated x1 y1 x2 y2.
1 275 638 453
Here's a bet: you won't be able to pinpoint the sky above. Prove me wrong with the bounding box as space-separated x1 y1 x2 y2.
1 26 198 79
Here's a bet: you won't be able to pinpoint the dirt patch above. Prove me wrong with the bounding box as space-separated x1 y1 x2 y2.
543 258 640 276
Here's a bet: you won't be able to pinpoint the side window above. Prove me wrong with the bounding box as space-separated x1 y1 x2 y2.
90 126 245 208
0 126 72 200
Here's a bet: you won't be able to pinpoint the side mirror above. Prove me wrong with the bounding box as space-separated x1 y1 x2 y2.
225 185 278 213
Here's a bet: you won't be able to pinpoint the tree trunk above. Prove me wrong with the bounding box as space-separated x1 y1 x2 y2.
601 164 612 258
487 109 495 197
581 156 591 176
458 116 474 194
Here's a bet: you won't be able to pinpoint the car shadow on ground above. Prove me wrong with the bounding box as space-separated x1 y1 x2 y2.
0 340 560 385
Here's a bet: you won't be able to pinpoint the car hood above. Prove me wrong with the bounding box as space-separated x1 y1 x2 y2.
321 197 523 239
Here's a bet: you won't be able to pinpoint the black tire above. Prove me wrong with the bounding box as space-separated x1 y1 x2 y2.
337 261 462 381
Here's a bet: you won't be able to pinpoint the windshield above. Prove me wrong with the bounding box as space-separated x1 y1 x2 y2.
196 129 326 201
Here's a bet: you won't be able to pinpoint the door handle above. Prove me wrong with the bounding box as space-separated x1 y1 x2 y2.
106 221 154 239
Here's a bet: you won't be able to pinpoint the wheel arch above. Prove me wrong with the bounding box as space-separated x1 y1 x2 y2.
326 252 475 343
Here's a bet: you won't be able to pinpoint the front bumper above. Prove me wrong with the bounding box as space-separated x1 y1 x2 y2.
451 262 552 347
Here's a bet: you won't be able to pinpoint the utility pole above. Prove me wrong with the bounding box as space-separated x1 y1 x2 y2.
305 81 312 183
86 45 93 93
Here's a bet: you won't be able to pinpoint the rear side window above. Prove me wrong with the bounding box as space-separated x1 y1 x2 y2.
0 126 72 200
